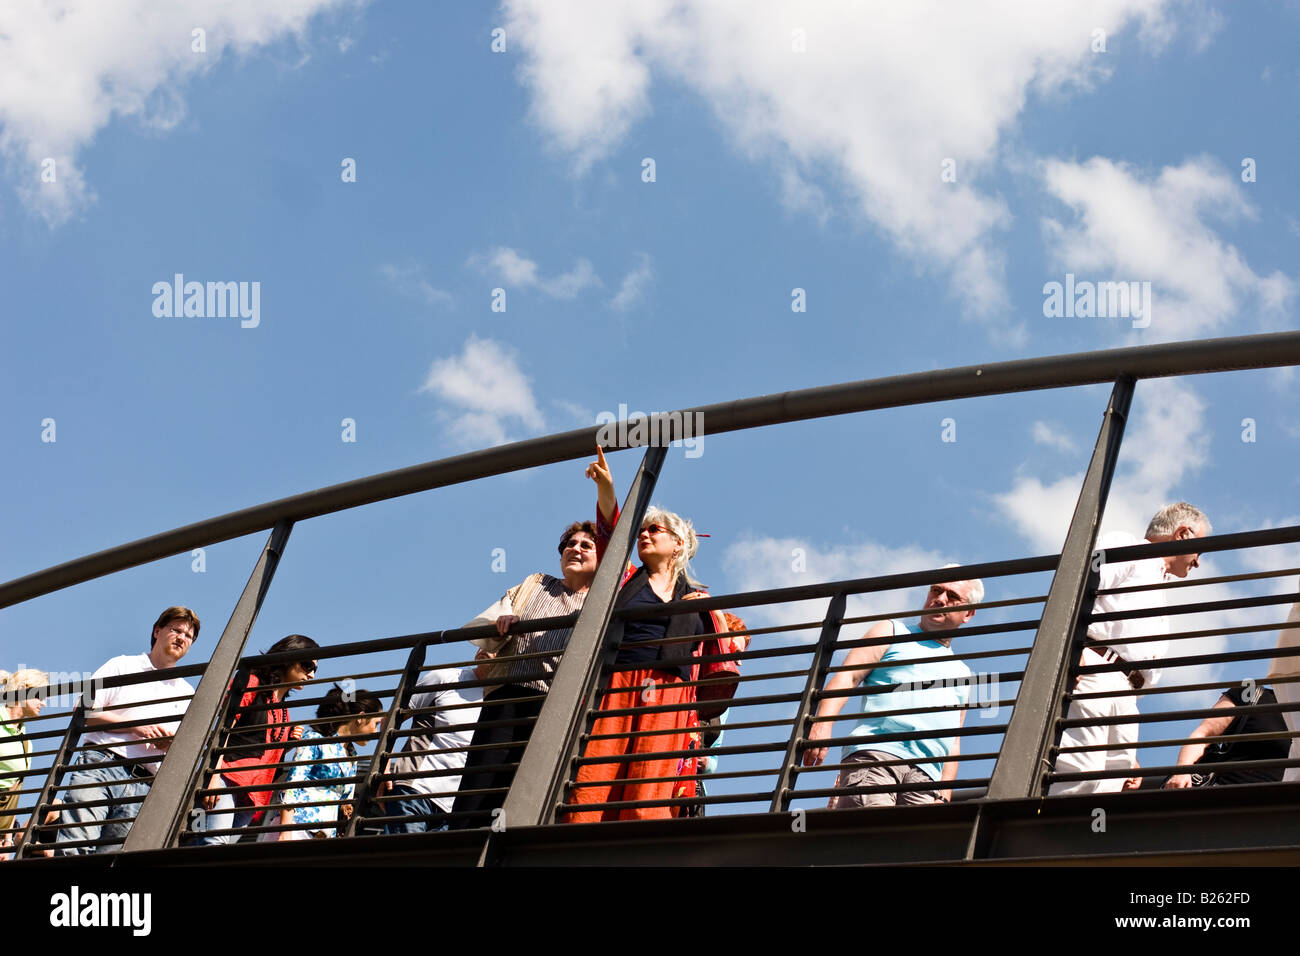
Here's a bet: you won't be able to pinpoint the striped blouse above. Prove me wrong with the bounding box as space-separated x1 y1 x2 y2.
467 573 588 691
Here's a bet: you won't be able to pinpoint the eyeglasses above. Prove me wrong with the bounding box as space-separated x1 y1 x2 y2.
563 538 597 552
640 524 674 538
300 661 317 677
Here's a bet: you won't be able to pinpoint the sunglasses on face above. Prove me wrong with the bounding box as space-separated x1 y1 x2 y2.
640 524 675 539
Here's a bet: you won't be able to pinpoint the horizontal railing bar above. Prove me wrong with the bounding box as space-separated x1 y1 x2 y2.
1059 727 1298 754
805 752 1001 775
557 790 776 812
796 777 990 800
1097 565 1300 597
1071 672 1300 703
1059 700 1300 730
1088 524 1300 567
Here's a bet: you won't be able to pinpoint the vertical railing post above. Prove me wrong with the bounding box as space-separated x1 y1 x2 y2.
14 705 86 859
770 591 847 813
345 636 432 837
488 444 669 849
983 377 1134 803
122 520 293 851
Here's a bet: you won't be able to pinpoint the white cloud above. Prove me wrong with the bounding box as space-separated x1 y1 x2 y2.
1041 156 1295 341
379 263 454 307
0 0 358 225
610 253 653 311
552 399 595 427
503 0 1185 326
418 336 545 447
1031 421 1079 454
721 535 953 636
995 377 1210 553
476 246 601 299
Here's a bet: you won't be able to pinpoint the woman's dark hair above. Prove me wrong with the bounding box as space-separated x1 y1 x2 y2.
253 634 320 689
311 684 383 740
558 520 598 555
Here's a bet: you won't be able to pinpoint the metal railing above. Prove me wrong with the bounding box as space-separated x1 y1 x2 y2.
4 331 1300 865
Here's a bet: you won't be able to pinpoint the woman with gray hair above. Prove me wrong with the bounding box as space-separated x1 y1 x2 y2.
564 450 727 822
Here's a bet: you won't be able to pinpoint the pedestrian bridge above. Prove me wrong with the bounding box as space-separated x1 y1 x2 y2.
5 332 1300 866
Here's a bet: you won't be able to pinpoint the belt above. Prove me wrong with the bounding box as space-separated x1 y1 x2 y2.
1086 641 1145 690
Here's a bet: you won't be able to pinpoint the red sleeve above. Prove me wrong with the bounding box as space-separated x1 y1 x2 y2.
237 673 261 711
596 502 619 563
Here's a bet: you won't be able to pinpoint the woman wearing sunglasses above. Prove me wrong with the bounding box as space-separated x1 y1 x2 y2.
195 634 319 845
564 449 728 822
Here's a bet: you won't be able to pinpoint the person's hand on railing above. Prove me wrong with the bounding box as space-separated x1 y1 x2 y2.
1163 773 1194 789
1121 775 1143 790
495 614 520 636
802 720 832 767
136 723 174 750
289 724 304 741
202 764 223 811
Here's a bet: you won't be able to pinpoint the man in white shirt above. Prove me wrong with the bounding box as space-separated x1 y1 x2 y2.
378 651 488 833
1049 502 1210 795
52 606 200 854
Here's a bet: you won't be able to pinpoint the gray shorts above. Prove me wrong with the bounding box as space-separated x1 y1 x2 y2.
829 750 941 809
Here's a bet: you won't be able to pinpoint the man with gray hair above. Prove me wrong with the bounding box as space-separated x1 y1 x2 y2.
803 569 984 807
1049 502 1211 795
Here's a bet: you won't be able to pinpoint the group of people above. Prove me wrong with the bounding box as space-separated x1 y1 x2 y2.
2 471 1298 853
799 501 1297 806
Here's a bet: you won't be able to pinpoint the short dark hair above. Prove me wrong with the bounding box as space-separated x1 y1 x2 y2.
558 520 598 555
151 606 200 647
253 634 320 689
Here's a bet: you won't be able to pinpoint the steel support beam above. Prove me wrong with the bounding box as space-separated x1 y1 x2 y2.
15 706 87 859
769 591 847 812
8 332 1300 610
345 637 432 837
981 377 1134 805
489 444 668 849
122 520 293 852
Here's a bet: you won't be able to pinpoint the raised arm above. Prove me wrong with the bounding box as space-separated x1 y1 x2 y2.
587 445 617 527
802 620 893 767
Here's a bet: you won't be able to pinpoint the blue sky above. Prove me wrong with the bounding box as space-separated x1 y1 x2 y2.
2 0 1299 809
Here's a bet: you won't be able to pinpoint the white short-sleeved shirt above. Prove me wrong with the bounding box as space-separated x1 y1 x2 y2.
386 666 484 812
81 654 195 773
1089 531 1172 688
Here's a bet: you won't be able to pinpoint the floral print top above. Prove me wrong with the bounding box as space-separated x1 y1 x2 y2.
280 729 356 836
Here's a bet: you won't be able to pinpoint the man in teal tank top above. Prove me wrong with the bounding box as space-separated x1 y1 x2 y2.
803 572 982 807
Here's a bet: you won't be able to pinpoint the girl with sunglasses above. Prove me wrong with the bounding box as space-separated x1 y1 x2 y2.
195 634 319 845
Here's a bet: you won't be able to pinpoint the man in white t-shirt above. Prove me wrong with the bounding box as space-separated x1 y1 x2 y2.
1049 502 1210 795
52 606 200 854
379 652 488 833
